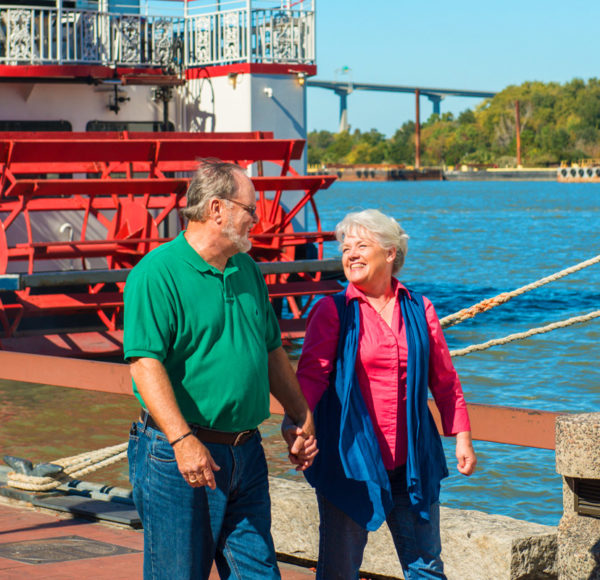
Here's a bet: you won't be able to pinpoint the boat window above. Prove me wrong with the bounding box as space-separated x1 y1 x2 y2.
86 121 175 132
0 120 72 131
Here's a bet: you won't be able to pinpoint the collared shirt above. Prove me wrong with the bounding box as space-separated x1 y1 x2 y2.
124 232 282 431
297 279 470 469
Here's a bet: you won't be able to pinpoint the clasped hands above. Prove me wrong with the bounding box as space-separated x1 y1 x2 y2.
281 414 318 472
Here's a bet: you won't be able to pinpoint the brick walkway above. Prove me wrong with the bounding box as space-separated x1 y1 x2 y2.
0 498 314 579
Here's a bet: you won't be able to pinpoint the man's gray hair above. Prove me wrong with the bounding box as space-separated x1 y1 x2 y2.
180 158 245 222
335 209 409 274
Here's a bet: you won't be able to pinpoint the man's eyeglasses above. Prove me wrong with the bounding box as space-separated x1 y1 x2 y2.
227 198 258 219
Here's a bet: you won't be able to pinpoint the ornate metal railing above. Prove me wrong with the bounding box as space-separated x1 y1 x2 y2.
0 5 315 68
185 8 314 66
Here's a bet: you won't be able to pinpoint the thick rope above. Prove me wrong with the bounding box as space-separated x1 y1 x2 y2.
440 254 600 329
7 442 128 492
450 310 600 357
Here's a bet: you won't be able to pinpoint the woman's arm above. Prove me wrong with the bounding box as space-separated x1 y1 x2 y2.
425 298 477 475
296 296 341 410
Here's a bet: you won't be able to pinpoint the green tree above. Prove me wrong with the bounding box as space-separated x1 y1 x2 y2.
306 78 600 167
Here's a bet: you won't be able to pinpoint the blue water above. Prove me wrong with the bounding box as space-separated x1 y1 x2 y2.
302 180 600 526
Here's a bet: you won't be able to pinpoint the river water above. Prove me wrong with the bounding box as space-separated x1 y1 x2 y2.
0 180 598 527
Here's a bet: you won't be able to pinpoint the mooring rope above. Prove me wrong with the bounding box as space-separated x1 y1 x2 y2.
7 442 128 492
440 254 600 329
450 309 600 357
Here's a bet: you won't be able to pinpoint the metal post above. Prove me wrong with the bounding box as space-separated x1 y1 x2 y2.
515 100 522 167
428 94 442 116
246 0 252 63
337 90 348 133
183 0 188 69
415 88 421 169
56 0 62 64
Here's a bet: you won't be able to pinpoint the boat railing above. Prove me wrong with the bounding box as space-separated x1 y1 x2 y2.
0 4 315 68
0 347 561 452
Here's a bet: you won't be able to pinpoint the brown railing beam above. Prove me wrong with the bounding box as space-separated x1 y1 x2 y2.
0 351 562 449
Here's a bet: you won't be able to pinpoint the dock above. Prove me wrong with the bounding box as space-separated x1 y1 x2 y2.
0 497 314 580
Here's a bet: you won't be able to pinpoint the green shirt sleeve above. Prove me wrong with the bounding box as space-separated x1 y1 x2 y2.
123 264 176 362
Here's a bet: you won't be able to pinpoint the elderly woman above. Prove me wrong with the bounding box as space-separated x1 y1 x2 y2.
294 209 477 580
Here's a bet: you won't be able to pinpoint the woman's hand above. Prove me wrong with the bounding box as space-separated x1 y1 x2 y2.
455 431 477 476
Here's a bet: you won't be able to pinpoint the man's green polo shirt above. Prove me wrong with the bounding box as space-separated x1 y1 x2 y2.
123 232 282 431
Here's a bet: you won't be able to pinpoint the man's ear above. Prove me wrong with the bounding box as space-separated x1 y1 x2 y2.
208 197 225 224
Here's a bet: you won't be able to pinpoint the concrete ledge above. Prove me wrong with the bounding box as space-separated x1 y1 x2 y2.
270 477 557 580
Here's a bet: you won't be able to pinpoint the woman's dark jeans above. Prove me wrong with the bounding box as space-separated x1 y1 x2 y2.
316 466 446 580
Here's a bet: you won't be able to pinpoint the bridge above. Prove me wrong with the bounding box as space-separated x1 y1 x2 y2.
306 79 497 134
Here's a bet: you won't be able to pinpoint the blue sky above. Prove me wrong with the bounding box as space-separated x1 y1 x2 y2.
308 0 600 136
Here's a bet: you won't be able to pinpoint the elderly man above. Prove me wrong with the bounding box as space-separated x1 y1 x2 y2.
124 159 316 580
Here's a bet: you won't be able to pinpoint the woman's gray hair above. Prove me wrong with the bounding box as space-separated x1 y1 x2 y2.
335 209 409 274
180 158 244 222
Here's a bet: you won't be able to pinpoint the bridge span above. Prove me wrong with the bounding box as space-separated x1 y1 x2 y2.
306 79 497 133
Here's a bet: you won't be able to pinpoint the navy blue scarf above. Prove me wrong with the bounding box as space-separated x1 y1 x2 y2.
304 287 448 530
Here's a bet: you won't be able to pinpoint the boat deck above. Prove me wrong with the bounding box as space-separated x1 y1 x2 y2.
0 497 314 579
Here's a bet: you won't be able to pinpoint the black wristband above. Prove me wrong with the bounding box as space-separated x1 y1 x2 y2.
169 430 193 446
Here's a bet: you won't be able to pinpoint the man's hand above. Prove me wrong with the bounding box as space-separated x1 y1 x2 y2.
172 434 221 489
456 431 477 476
281 413 318 471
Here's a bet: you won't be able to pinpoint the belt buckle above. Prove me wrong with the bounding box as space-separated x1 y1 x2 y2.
233 430 251 446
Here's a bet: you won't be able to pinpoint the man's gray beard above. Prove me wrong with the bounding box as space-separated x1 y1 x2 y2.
223 217 252 253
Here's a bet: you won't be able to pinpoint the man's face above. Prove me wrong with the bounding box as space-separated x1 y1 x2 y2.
222 171 259 254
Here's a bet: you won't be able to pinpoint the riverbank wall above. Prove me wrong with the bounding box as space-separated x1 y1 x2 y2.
308 164 443 181
270 477 557 580
309 164 557 182
444 168 556 181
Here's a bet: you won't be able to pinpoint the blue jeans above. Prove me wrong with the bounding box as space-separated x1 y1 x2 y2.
316 466 446 580
128 421 281 580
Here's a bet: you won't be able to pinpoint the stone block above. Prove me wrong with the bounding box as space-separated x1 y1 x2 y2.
555 413 600 580
555 413 600 478
557 511 600 580
270 477 557 580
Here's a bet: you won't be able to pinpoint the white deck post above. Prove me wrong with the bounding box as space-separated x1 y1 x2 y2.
246 0 252 63
56 0 62 64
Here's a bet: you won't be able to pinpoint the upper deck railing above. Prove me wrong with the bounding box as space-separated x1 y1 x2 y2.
0 2 315 68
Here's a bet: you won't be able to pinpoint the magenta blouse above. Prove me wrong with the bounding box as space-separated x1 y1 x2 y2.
297 279 471 470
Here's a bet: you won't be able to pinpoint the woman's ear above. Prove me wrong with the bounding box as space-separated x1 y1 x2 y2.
387 247 397 264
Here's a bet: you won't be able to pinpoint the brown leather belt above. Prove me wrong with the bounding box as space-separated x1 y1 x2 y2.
140 409 257 447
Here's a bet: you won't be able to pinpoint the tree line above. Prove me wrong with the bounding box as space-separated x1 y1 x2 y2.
308 78 600 167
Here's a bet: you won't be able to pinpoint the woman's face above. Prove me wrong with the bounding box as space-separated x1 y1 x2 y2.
341 229 396 291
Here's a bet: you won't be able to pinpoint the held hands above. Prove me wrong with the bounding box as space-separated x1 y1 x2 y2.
455 431 477 476
281 413 318 471
172 435 221 489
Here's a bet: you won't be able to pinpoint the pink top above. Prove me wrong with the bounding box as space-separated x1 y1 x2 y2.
297 279 471 470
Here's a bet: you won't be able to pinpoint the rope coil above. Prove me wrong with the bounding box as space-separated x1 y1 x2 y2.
7 442 128 492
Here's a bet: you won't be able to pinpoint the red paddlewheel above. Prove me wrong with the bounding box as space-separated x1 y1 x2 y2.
250 198 296 267
0 223 7 275
105 200 160 270
0 132 339 350
249 187 333 320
